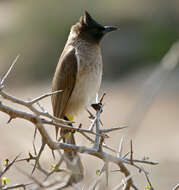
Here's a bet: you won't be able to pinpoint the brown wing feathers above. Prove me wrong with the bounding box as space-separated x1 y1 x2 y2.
51 48 77 138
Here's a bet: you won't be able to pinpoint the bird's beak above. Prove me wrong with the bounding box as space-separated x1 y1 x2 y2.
103 26 118 34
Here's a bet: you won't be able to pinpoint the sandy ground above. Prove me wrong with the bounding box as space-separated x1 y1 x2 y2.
0 69 179 189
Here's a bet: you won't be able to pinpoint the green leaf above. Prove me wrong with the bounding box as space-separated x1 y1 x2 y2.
144 184 151 190
96 169 100 176
1 177 10 185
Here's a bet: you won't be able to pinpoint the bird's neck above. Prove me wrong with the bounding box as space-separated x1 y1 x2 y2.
66 27 99 48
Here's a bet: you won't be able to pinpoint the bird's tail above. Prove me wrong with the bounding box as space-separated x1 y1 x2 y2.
60 117 84 184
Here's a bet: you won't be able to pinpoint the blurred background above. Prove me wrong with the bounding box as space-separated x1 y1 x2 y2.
0 0 179 189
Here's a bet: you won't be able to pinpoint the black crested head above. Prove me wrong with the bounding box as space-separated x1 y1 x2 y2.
78 11 118 43
80 11 104 30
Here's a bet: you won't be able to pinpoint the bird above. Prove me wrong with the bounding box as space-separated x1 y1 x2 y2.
51 11 118 183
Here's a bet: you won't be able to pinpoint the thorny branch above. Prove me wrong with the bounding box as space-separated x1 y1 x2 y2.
2 183 32 190
0 154 20 178
173 184 179 190
0 154 33 190
0 55 162 190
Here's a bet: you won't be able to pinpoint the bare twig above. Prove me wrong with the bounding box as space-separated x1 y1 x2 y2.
112 174 134 190
118 136 124 158
173 184 179 190
32 128 37 155
0 154 21 177
130 140 134 165
31 140 46 174
143 169 154 190
93 105 103 150
101 126 128 133
30 90 63 104
0 55 20 86
2 183 33 190
79 131 117 153
124 159 158 165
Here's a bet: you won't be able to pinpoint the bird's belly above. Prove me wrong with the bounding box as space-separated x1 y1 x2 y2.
65 58 102 117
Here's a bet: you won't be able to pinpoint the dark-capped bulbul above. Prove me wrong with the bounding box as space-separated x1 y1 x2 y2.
51 11 118 183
